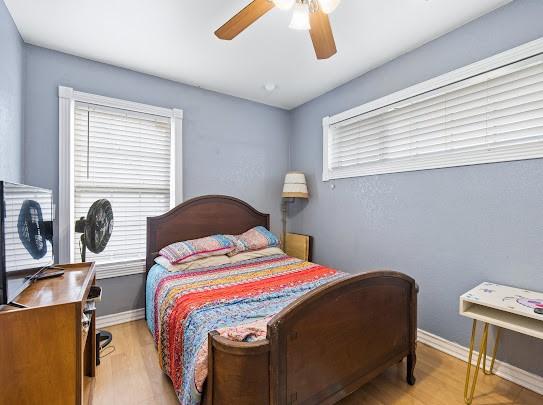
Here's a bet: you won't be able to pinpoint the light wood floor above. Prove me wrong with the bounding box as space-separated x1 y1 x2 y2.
88 320 542 405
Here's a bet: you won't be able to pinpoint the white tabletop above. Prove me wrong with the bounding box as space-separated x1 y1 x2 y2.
461 282 543 322
460 282 543 339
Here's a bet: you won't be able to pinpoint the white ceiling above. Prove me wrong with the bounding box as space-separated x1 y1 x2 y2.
6 0 511 109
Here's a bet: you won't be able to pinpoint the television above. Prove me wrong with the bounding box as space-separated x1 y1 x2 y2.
0 181 54 305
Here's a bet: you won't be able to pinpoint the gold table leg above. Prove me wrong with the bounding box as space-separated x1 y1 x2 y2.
463 320 501 404
483 326 500 375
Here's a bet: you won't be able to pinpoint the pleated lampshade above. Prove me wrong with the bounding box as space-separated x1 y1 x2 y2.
282 172 309 199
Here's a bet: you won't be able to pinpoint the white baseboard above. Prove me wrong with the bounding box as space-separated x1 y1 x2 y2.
417 328 543 395
96 308 145 329
94 311 542 395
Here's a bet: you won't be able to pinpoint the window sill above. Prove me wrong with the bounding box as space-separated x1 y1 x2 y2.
94 259 146 280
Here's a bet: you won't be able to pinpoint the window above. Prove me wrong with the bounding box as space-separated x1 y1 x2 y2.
59 88 182 278
323 39 543 180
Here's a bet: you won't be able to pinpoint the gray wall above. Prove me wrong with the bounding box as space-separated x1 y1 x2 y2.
0 0 24 182
23 45 291 316
289 0 543 376
7 0 543 376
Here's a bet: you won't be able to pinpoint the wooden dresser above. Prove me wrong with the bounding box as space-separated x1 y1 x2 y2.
0 262 97 405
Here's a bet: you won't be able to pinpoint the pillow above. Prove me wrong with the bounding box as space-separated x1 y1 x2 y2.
228 247 285 264
155 254 230 272
227 226 280 256
159 235 235 264
155 247 285 272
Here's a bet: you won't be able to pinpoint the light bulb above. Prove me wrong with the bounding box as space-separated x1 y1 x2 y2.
318 0 340 14
289 2 310 30
273 0 295 10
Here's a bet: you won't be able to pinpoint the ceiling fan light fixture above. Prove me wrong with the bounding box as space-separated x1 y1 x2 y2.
215 0 336 60
272 0 296 10
317 0 341 14
289 1 311 30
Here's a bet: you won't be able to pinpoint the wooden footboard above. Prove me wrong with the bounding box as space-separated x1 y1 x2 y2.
205 271 417 405
204 332 270 405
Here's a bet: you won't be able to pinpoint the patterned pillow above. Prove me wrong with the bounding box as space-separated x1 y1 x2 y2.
159 235 235 264
227 226 280 256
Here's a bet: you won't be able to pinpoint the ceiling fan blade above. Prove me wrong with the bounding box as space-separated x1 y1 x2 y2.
215 0 274 40
309 10 337 60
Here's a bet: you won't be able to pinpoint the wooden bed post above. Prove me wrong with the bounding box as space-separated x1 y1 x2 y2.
407 281 418 385
205 332 270 405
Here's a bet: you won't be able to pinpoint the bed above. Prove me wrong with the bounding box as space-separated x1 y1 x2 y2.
146 195 417 405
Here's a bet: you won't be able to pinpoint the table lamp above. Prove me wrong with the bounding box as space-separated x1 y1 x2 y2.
281 171 309 248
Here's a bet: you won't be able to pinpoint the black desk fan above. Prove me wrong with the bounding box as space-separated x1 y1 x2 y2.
75 199 113 262
75 199 114 364
16 200 62 287
18 199 53 260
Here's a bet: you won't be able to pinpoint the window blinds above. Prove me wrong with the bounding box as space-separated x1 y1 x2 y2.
73 102 172 271
325 54 543 179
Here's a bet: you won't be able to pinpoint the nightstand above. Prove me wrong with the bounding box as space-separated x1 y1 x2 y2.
459 282 543 404
284 233 312 261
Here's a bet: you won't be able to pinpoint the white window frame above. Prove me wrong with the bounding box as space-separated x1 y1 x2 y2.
323 37 543 181
58 86 183 279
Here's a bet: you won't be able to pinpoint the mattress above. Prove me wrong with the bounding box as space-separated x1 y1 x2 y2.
145 252 345 405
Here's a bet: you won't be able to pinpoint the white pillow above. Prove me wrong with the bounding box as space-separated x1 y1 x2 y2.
155 254 230 272
154 246 285 272
228 247 285 264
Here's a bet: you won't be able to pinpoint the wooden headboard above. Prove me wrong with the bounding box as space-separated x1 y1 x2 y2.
146 195 270 272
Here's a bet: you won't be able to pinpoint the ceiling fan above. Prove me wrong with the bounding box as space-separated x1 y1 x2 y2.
215 0 341 60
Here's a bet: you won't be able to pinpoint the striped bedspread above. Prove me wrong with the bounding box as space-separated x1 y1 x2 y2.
146 253 345 405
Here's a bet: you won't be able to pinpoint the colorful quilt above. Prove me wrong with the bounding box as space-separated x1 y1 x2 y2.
146 253 345 405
